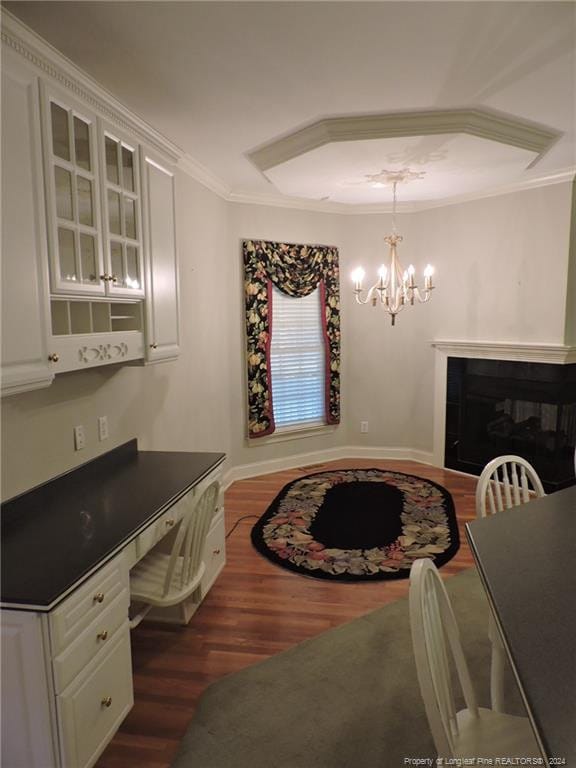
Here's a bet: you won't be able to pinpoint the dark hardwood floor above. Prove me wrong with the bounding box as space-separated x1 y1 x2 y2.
96 459 478 768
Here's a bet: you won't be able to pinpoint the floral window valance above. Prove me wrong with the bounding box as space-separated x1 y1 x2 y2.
243 239 340 438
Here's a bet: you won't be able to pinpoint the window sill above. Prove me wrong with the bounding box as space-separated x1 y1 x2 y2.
247 423 338 446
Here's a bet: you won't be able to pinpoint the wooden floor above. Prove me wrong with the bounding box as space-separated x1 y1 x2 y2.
97 459 478 768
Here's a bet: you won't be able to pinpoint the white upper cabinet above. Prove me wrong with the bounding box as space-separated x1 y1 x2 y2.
141 151 180 363
1 13 181 393
40 83 106 297
1 51 53 397
99 124 145 299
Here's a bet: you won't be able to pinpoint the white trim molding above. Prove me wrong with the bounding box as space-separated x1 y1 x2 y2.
222 445 434 489
1 12 182 164
431 339 576 467
431 339 576 364
247 108 561 173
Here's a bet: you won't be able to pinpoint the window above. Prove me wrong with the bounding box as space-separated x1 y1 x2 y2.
269 286 326 430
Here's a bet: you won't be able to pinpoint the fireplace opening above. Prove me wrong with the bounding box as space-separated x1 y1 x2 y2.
445 358 576 492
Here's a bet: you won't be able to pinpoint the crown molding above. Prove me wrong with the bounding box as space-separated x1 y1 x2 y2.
1 11 182 164
177 155 232 199
247 108 561 173
5 11 569 215
431 340 576 364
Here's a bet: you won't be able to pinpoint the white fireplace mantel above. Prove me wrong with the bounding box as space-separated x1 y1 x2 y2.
431 340 576 467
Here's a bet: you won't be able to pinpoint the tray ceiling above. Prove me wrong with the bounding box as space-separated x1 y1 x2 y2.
4 1 576 209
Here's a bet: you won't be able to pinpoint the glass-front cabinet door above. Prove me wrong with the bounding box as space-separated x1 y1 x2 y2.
100 125 144 298
41 85 105 296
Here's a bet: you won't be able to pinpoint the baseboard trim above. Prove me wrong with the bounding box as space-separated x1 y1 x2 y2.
222 445 435 489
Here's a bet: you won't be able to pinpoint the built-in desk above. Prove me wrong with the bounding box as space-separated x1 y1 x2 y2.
1 439 226 768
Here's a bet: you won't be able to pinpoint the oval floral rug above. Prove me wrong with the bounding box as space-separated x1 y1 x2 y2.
251 469 460 581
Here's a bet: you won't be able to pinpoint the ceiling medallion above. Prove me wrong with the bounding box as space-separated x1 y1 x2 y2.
351 170 434 326
363 168 426 188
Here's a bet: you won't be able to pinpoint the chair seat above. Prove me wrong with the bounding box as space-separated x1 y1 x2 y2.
130 551 206 607
454 707 541 759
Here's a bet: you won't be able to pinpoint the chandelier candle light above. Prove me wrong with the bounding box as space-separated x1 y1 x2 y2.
351 171 434 326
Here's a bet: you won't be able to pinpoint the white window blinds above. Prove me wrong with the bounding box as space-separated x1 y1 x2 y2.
270 285 326 429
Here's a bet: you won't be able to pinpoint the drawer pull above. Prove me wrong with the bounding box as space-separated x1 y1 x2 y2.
213 548 221 555
165 518 175 527
97 630 108 641
93 592 105 604
101 696 112 708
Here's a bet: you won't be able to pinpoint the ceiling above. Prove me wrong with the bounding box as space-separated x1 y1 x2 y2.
4 1 576 209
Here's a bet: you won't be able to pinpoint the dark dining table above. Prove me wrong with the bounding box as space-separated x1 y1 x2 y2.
466 485 576 767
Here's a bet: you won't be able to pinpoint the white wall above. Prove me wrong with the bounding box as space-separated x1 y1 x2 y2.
344 182 574 454
1 173 231 500
2 180 573 500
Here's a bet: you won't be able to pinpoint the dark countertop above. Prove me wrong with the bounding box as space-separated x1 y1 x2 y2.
466 486 576 764
1 440 225 611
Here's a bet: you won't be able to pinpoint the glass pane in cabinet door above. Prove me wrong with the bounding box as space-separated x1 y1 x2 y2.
105 137 119 184
80 234 98 283
51 102 70 161
110 241 123 284
55 166 73 220
126 246 140 290
122 147 135 191
58 228 77 282
124 197 136 240
108 190 121 235
77 177 93 226
73 117 91 171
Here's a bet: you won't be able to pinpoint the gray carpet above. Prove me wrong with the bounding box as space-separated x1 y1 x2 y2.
172 568 524 768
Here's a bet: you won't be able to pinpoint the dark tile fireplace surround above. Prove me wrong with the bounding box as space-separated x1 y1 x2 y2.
445 357 576 492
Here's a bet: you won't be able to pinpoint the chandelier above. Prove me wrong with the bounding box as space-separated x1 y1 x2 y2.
351 171 434 326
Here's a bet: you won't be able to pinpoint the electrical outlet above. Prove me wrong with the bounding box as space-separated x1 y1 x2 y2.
360 421 369 433
98 415 109 441
74 425 86 451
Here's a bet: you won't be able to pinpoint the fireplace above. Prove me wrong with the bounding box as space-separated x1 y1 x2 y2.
445 357 576 491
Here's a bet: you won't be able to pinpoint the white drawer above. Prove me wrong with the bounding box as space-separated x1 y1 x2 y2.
134 490 191 560
200 512 225 596
52 590 129 693
57 626 133 768
50 554 128 655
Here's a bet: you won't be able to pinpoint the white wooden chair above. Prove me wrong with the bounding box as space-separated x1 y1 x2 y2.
475 455 545 519
129 482 219 628
409 558 540 760
475 455 545 712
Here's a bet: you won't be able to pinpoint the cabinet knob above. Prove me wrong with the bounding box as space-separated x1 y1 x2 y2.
100 273 110 282
213 548 221 555
165 518 175 527
150 343 158 349
93 592 105 604
111 274 118 283
101 696 112 708
48 353 60 363
97 630 108 641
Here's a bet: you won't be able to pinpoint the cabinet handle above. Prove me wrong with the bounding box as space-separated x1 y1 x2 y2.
101 696 112 708
150 343 158 349
93 592 105 604
165 518 175 527
48 353 60 363
213 548 221 555
97 630 108 641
